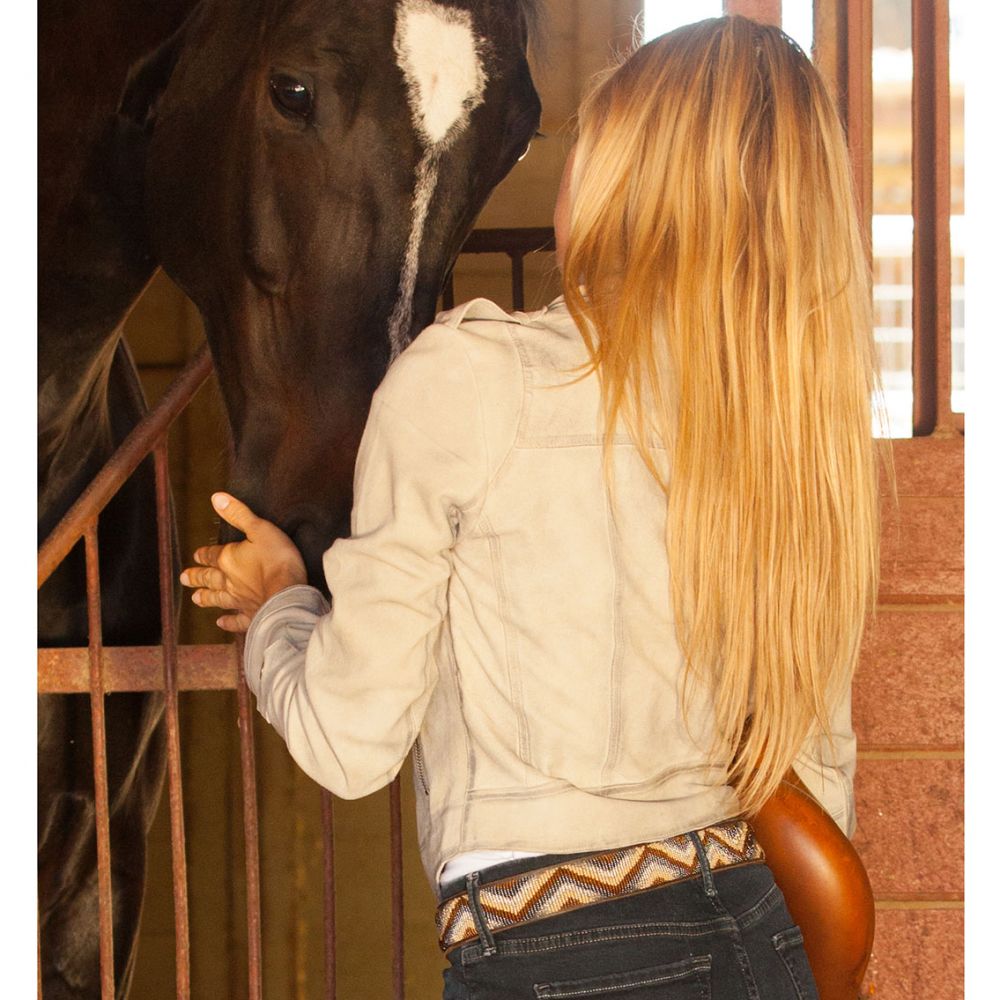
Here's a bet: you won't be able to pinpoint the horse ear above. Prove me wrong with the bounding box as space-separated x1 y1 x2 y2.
118 22 187 130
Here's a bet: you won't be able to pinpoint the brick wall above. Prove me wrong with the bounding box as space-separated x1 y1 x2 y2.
856 437 964 999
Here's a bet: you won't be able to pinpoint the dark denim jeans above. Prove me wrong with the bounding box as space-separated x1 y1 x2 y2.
439 838 818 999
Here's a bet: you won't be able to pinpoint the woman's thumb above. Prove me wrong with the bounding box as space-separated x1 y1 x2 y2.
212 492 260 538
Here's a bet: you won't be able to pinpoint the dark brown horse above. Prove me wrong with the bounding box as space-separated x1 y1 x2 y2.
38 1 540 995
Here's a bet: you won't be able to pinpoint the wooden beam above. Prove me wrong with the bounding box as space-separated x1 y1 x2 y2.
912 0 956 436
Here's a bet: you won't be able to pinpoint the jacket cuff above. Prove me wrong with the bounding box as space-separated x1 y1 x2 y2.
244 585 331 697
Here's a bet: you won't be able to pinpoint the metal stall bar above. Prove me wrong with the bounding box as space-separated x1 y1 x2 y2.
390 777 405 1000
38 644 238 694
511 254 525 312
321 790 337 1000
154 442 192 998
38 343 213 1000
85 520 117 1000
912 0 954 436
442 228 556 313
236 650 265 1000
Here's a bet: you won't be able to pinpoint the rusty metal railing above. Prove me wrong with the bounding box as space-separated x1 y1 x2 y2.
37 229 556 1000
443 227 555 312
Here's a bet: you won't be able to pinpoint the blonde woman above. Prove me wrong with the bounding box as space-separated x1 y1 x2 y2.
182 16 880 998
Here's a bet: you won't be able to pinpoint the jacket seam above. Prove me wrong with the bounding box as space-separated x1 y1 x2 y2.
600 482 625 783
441 611 476 851
465 321 529 536
480 513 531 772
455 336 492 513
464 757 720 800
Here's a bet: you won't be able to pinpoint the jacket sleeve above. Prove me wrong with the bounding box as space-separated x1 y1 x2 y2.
790 680 858 838
243 326 488 799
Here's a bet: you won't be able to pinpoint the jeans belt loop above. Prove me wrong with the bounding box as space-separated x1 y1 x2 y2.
688 829 719 898
465 870 497 956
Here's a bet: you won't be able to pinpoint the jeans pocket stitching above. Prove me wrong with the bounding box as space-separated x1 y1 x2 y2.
735 882 784 931
532 953 712 998
771 927 814 1000
461 916 732 963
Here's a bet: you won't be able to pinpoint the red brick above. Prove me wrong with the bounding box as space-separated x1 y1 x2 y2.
853 759 963 897
879 496 963 600
884 438 964 498
855 611 963 748
860 908 963 1000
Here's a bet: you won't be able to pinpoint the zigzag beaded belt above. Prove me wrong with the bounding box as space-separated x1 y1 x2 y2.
435 818 764 954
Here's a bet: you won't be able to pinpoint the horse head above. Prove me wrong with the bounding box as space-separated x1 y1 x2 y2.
127 0 541 585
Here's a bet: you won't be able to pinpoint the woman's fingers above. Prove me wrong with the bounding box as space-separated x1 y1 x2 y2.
185 492 302 633
215 612 252 634
212 492 264 541
193 544 225 567
179 566 227 591
191 587 239 610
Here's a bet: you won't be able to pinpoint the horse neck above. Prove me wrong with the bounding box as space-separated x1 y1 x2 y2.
38 119 161 530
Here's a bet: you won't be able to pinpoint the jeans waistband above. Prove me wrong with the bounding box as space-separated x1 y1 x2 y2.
435 818 764 956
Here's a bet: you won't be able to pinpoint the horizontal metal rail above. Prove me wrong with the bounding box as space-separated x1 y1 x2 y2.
443 226 555 311
37 643 238 693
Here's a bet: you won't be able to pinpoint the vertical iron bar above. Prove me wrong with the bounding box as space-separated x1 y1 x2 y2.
236 647 264 1000
510 254 525 312
912 0 952 435
844 0 874 256
154 443 192 998
389 776 404 1000
321 790 336 1000
84 521 116 1000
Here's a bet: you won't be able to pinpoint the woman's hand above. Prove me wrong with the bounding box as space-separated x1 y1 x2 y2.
179 492 308 633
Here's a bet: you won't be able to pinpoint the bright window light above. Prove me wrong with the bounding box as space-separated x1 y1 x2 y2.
781 0 814 55
643 0 722 41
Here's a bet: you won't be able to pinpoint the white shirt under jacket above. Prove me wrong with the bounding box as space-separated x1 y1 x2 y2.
243 296 858 898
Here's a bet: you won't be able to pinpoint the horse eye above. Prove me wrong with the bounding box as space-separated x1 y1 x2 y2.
269 74 313 119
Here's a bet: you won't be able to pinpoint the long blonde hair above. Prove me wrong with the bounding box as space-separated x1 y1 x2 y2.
563 16 883 816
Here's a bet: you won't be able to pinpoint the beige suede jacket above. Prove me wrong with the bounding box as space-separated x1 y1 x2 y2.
244 296 857 895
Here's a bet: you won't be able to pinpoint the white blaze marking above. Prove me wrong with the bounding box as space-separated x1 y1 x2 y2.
389 0 488 360
394 0 487 145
